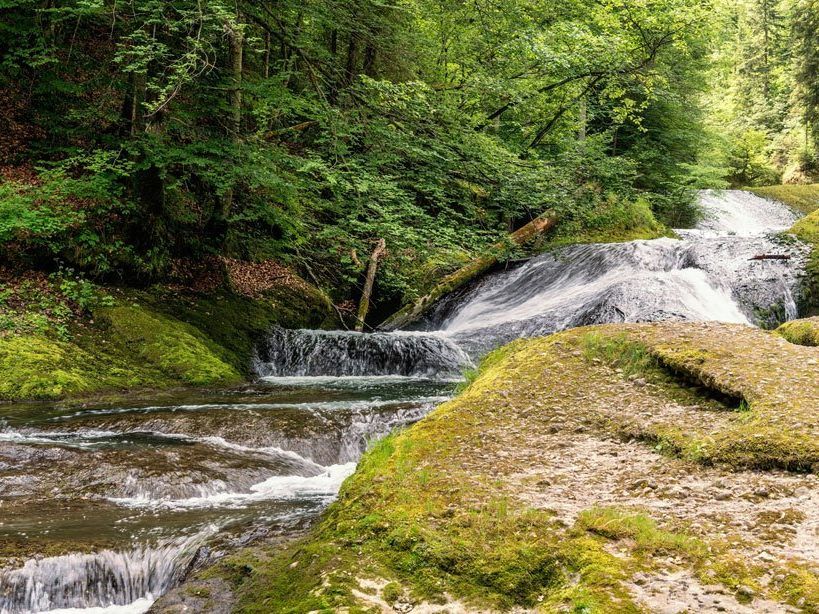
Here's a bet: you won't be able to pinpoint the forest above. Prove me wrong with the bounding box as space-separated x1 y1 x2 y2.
2 2 819 613
1 0 816 316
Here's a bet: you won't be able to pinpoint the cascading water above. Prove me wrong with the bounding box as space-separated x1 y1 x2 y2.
0 190 809 613
397 189 808 355
253 328 472 378
0 383 450 613
0 530 212 614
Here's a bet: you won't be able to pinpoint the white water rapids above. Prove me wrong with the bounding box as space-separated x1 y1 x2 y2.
0 190 810 613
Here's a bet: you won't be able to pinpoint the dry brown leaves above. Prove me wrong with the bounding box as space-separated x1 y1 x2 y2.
165 257 313 298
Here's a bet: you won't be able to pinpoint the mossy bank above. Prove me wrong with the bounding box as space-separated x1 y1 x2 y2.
187 321 819 613
0 265 336 401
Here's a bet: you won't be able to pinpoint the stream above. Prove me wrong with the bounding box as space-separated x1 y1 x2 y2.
0 190 810 613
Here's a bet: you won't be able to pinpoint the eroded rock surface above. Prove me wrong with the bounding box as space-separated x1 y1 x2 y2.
217 321 819 613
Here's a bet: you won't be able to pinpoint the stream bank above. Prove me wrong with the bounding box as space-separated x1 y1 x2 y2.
206 321 819 613
0 189 816 613
0 262 337 401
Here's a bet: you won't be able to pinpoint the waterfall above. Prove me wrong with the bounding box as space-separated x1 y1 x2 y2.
253 328 473 378
393 190 809 356
254 191 808 364
0 531 211 614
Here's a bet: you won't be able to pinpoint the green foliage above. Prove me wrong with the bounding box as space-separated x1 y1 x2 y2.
0 0 720 310
701 0 819 186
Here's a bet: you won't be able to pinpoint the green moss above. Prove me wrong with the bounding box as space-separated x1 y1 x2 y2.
226 429 639 613
748 184 819 215
775 317 819 346
0 334 138 399
92 304 242 386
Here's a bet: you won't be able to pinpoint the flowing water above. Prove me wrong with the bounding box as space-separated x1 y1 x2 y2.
0 190 810 612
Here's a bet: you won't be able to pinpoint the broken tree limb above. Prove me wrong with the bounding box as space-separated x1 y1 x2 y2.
749 254 791 261
356 238 386 332
379 213 558 331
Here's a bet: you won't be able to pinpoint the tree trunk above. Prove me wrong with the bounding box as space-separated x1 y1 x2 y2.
380 213 558 330
356 238 386 332
264 31 271 79
577 96 587 141
363 43 376 77
222 20 244 220
228 25 243 138
344 34 358 87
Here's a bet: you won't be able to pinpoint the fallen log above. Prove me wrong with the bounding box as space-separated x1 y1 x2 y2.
379 213 558 330
749 254 791 261
356 238 386 332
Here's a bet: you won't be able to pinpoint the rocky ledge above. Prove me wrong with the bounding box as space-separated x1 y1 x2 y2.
177 320 819 613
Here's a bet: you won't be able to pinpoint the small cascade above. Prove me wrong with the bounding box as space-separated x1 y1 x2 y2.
695 189 799 234
253 328 473 378
0 530 211 613
415 190 810 355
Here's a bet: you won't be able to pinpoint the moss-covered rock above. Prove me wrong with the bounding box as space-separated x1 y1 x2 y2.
0 334 138 399
92 303 242 386
776 316 819 347
204 321 818 613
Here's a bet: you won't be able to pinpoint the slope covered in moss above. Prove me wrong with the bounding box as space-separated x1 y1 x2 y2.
749 185 819 216
199 322 819 613
0 267 337 400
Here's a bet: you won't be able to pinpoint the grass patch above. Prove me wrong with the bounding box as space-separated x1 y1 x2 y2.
748 184 819 215
576 508 706 560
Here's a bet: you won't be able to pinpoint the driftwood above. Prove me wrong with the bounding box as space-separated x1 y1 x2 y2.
379 213 558 331
356 238 386 332
749 254 791 261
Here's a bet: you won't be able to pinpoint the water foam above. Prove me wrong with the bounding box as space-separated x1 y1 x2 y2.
108 463 356 510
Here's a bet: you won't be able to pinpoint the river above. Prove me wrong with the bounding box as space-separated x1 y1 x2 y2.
0 190 809 612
